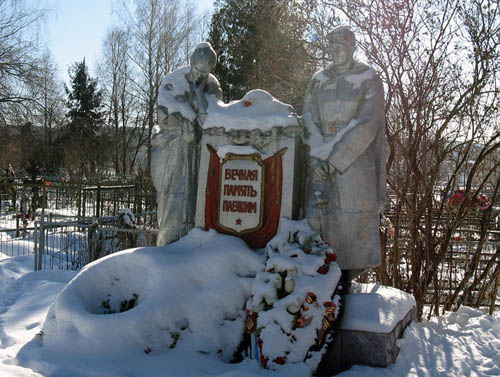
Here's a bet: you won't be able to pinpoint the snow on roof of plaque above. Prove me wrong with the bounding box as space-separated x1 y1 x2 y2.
203 89 299 131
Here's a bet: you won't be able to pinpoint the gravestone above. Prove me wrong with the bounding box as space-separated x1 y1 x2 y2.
195 89 303 248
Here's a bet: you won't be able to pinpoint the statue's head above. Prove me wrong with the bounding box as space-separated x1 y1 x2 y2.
327 26 356 71
190 42 217 83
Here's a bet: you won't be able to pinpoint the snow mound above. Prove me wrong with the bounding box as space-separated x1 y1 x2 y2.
118 208 136 228
22 228 264 362
343 283 416 333
203 89 299 131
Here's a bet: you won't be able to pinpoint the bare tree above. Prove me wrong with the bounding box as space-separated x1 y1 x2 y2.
0 0 47 122
100 27 141 176
116 0 200 177
0 1 68 173
315 0 499 318
30 51 65 171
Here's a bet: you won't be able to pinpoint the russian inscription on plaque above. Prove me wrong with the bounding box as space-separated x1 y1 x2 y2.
218 153 264 234
203 145 287 248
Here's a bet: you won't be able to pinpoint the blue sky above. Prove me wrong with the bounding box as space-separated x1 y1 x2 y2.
45 0 214 82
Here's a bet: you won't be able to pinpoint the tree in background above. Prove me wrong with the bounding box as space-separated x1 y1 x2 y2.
64 59 107 180
208 0 255 101
100 27 140 177
315 0 499 318
0 0 47 122
30 51 65 172
208 0 317 109
0 0 64 171
115 0 200 178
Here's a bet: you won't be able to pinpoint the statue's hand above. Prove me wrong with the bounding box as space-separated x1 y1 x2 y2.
310 159 329 183
198 77 208 92
182 122 196 143
204 82 219 95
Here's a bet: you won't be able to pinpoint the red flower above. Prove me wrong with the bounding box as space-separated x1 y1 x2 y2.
324 252 337 264
273 356 287 365
295 316 312 328
317 265 329 274
305 292 317 303
476 194 491 211
447 190 466 207
260 355 268 369
323 301 336 310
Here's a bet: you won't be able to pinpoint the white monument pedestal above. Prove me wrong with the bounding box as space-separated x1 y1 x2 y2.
318 284 416 375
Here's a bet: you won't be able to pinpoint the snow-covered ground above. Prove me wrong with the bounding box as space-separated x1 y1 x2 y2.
0 227 498 376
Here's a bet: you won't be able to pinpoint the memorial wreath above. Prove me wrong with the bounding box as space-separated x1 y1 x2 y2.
243 221 342 371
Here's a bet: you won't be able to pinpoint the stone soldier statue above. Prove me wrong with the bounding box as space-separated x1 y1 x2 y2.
302 26 386 283
152 42 222 245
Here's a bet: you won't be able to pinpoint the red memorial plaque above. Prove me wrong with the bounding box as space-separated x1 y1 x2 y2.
218 153 264 234
204 145 285 248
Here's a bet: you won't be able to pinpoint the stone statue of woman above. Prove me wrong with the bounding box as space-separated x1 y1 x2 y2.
152 42 222 245
302 26 386 284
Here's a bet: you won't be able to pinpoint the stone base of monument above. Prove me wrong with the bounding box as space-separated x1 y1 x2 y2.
317 284 416 376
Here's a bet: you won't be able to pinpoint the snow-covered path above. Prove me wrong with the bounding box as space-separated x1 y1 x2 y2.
0 255 498 377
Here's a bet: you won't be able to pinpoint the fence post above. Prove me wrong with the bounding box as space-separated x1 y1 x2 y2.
77 185 82 218
42 186 47 217
133 183 138 214
38 223 45 271
491 250 500 316
33 221 38 271
83 188 86 218
96 185 101 217
88 219 97 263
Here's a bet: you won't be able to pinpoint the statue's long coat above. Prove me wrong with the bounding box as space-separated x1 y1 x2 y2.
303 61 386 270
152 66 221 246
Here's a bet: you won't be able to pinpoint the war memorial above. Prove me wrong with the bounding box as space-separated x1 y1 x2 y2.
150 28 416 373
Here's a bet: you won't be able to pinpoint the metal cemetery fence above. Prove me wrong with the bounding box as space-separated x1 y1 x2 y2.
0 181 156 219
0 180 157 264
0 227 36 259
378 211 500 316
33 212 158 271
